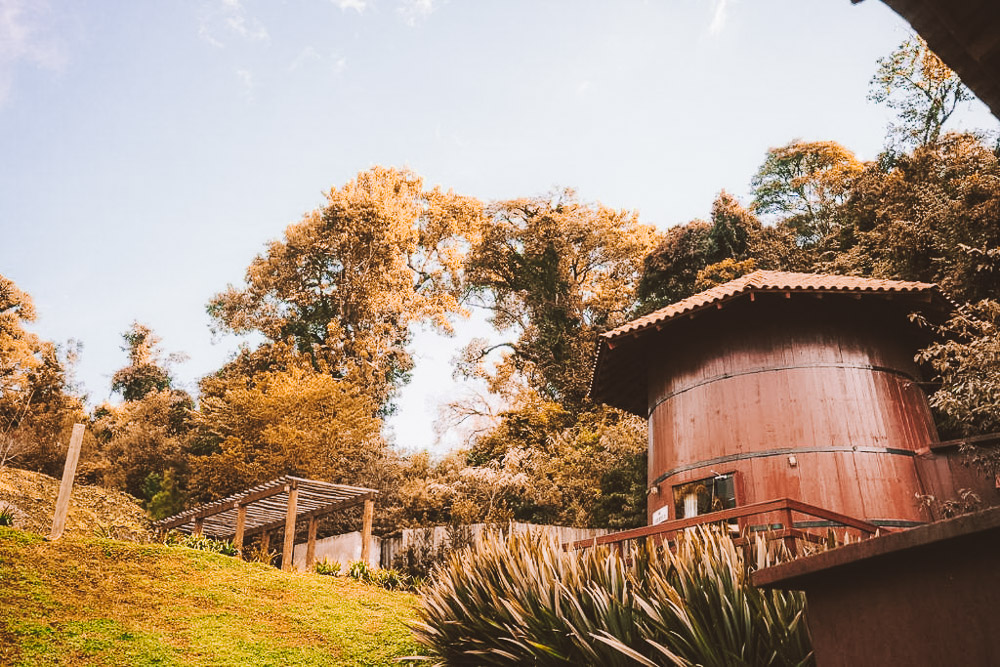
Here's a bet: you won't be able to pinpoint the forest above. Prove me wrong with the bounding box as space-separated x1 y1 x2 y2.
2 36 999 534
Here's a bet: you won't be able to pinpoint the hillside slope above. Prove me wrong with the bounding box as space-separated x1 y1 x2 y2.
0 527 422 666
0 467 151 541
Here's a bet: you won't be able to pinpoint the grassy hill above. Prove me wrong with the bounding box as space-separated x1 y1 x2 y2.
0 526 423 666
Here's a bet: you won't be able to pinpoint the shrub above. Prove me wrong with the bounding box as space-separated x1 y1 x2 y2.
163 530 238 557
314 558 342 576
412 526 812 666
0 504 14 527
348 559 372 582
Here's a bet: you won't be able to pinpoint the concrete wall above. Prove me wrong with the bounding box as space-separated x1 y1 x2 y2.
381 522 609 568
291 531 381 572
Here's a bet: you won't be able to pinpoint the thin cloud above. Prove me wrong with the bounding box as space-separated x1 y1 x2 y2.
199 0 269 49
236 67 256 100
708 0 729 36
333 0 368 13
397 0 438 27
289 46 348 76
0 0 67 106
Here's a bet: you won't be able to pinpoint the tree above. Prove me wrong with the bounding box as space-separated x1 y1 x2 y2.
750 140 863 245
208 167 481 412
0 275 89 476
465 190 658 410
869 35 973 149
110 322 183 401
836 133 1000 303
709 191 760 261
637 221 714 314
91 388 193 515
188 366 385 502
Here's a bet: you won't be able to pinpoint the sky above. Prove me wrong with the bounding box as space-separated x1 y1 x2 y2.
1 0 997 453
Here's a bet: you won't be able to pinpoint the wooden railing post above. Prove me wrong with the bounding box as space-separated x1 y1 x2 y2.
282 484 299 571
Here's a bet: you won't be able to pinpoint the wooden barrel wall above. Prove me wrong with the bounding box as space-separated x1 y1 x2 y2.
645 296 940 527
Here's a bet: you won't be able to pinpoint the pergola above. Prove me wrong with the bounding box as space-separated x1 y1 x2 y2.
156 476 377 571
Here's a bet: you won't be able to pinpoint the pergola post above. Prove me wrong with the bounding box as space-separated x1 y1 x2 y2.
306 516 318 570
360 497 374 566
282 485 299 571
234 504 247 557
193 518 204 537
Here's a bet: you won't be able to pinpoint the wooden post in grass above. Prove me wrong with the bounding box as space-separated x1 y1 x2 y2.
281 484 299 571
234 504 247 557
49 423 85 540
305 516 318 570
360 497 374 566
193 518 204 537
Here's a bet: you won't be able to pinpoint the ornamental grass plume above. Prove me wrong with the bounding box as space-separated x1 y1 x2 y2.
411 525 812 666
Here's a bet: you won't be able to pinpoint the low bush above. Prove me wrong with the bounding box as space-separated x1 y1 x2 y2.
0 504 14 527
348 559 372 582
162 530 238 556
412 526 812 666
315 558 342 576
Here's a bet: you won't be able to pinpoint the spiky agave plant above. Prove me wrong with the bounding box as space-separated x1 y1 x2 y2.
411 526 812 667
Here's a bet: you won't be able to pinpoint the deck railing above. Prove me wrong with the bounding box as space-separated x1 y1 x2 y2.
565 498 884 554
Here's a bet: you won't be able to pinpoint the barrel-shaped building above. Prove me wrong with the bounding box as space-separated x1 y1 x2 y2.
590 271 959 529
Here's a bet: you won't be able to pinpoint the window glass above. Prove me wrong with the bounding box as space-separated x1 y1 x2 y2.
672 473 736 519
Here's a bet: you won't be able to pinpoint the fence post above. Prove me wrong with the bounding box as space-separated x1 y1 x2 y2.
49 424 85 540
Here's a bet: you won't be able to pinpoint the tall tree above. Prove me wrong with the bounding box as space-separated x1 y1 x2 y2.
110 322 181 401
750 140 863 245
465 190 658 410
868 35 973 149
0 275 88 476
208 167 481 411
836 132 1000 303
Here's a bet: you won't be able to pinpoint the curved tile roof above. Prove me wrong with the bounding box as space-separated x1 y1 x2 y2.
590 270 952 417
603 270 938 342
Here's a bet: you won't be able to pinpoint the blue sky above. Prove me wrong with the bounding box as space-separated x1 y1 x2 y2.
1 0 996 452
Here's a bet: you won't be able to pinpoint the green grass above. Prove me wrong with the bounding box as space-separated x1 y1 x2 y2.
0 527 423 666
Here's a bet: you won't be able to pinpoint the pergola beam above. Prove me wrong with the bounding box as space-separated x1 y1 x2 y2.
235 492 376 541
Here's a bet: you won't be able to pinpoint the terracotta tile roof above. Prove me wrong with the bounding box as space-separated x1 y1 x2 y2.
602 270 938 342
590 270 951 417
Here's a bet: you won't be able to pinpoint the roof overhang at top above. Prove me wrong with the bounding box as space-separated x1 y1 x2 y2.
861 0 1000 120
155 476 377 540
589 270 954 417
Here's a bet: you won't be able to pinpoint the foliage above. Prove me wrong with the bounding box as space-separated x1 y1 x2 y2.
637 220 715 314
695 258 757 292
188 365 384 503
91 387 192 515
110 322 184 401
412 526 811 666
0 527 422 665
750 140 863 245
0 504 14 526
208 166 481 412
0 275 90 478
913 300 1000 484
314 558 342 576
392 524 475 580
163 530 238 556
347 559 372 582
869 35 972 149
836 133 1000 302
465 189 658 409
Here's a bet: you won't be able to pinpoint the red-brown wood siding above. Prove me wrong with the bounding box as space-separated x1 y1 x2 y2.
645 296 944 526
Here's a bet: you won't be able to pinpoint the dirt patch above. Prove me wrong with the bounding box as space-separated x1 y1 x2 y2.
0 467 153 541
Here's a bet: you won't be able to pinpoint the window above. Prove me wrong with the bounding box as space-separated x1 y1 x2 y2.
672 473 736 519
